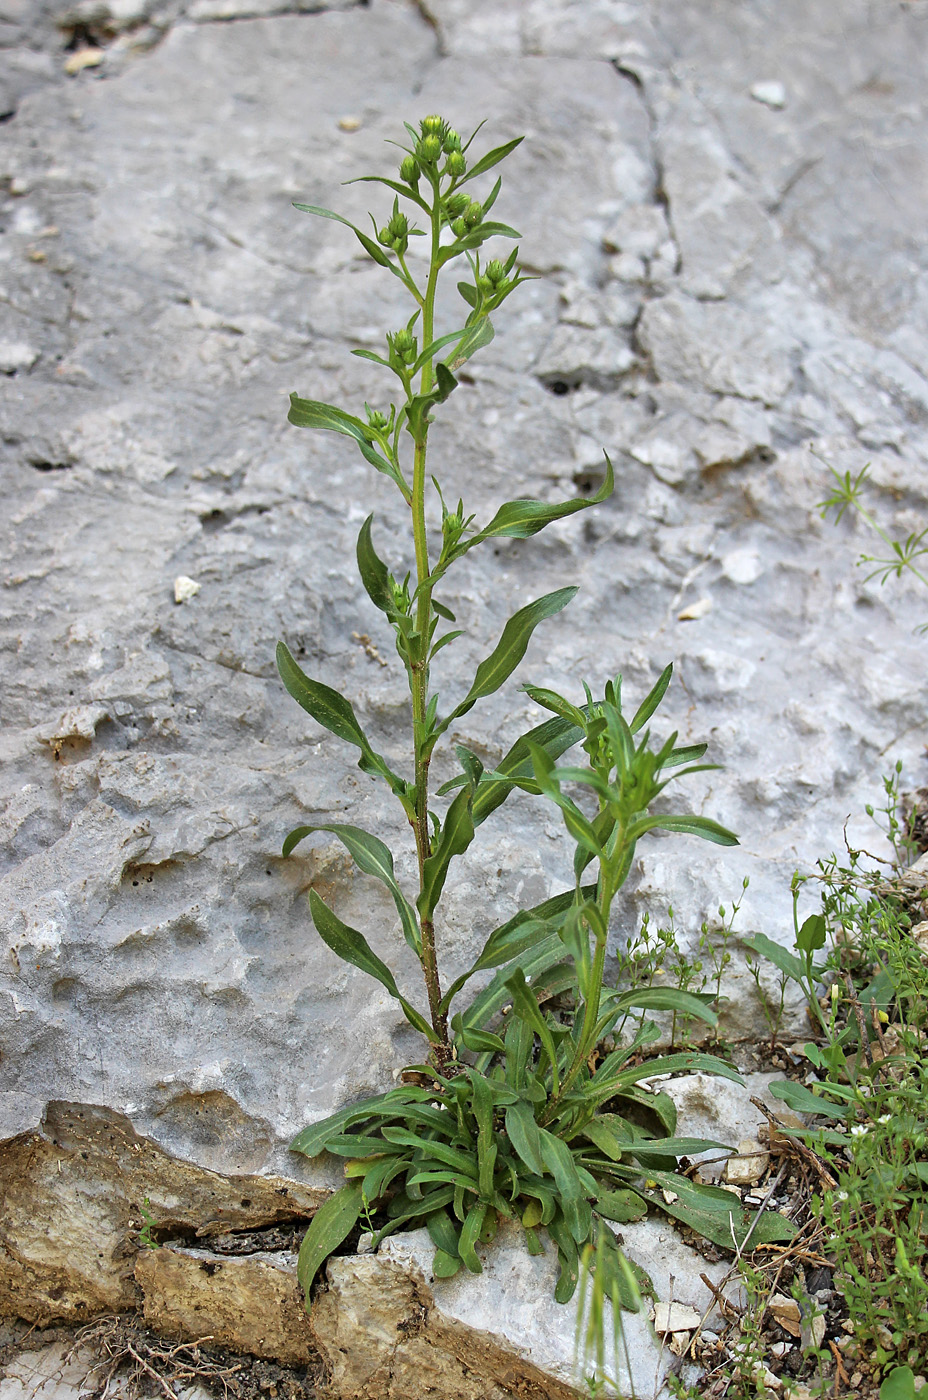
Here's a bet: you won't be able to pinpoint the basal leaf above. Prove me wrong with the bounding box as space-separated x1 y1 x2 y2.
505 1099 546 1177
290 1085 431 1158
296 1181 363 1301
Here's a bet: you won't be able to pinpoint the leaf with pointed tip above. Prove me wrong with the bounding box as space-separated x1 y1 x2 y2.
308 890 434 1040
461 135 525 183
627 813 739 847
412 328 470 374
439 885 595 1015
290 1085 431 1158
276 643 405 795
351 348 392 368
458 1202 487 1273
457 454 614 557
293 203 393 267
505 1099 546 1177
344 174 431 214
418 781 476 921
446 316 494 370
356 514 395 619
441 588 577 730
284 824 420 958
629 664 673 732
296 1181 363 1301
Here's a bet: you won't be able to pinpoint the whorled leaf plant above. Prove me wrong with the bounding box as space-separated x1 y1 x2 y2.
278 115 796 1315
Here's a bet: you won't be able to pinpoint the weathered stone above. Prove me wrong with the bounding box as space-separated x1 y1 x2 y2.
0 1102 325 1325
1 1 927 1388
135 1246 315 1365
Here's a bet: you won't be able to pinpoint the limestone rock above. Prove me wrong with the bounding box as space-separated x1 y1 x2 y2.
1 4 926 1380
0 1102 325 1325
135 1246 315 1366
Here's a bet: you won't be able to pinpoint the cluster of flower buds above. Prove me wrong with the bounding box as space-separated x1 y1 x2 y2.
365 406 390 432
450 200 484 239
412 115 467 180
387 327 418 367
378 204 409 255
476 258 510 297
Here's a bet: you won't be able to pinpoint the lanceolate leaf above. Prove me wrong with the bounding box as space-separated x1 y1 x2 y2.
288 395 405 491
296 1181 364 1301
356 515 394 617
284 823 421 957
292 202 407 279
505 1099 546 1176
627 813 739 847
447 316 494 370
442 588 578 729
455 453 614 556
418 782 476 921
276 643 406 797
308 890 434 1040
290 1085 432 1158
461 135 524 183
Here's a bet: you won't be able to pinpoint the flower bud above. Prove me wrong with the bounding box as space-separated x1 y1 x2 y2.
463 200 483 227
451 217 468 238
446 151 466 178
389 210 409 239
446 192 469 217
417 134 442 164
442 128 461 153
366 408 389 431
400 155 420 185
390 575 411 613
421 114 444 134
378 226 392 246
486 259 505 284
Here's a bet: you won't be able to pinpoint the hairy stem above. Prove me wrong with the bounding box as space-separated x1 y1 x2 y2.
410 184 448 1053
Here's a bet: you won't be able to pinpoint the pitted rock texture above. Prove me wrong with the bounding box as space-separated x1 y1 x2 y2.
1 0 926 1208
0 1101 325 1325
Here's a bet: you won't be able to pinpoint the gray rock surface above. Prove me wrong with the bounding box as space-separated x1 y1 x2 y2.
1 0 925 1326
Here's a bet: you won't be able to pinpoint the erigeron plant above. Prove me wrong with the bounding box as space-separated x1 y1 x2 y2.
278 116 795 1318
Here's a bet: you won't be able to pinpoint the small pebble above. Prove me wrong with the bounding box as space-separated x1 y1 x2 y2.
750 79 787 109
338 115 361 131
174 575 201 604
64 47 104 75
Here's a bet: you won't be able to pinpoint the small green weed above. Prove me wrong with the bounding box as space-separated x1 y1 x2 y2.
817 456 928 633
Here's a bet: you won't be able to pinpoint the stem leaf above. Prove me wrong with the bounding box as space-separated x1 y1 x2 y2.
284 823 421 958
459 452 614 553
461 135 525 183
276 642 406 796
308 889 434 1040
443 587 578 729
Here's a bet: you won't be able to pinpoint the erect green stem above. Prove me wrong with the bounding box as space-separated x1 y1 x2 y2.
410 181 448 1055
539 828 623 1127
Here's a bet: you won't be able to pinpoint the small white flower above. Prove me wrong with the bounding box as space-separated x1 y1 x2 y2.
878 1114 891 1124
835 1190 849 1202
850 1124 868 1138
